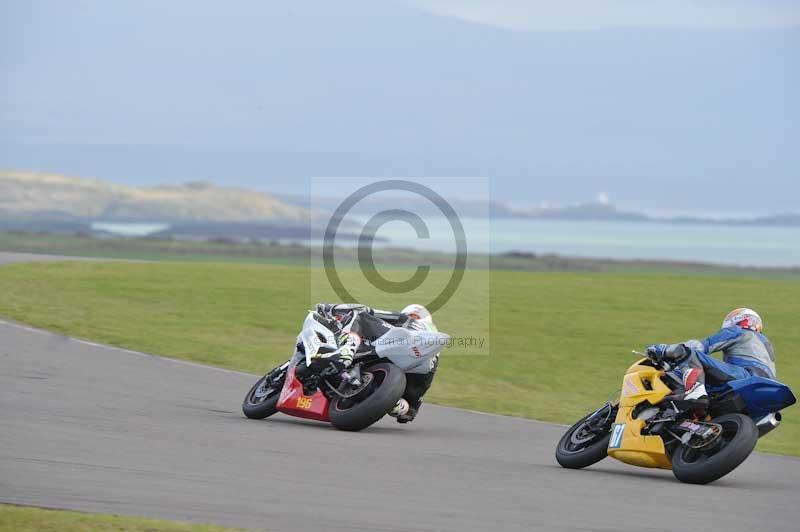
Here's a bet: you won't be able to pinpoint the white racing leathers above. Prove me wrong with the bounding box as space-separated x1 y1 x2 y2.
373 327 449 375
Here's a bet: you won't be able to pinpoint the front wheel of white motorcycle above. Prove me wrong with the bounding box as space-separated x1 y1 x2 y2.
329 362 407 432
671 413 758 485
242 365 287 420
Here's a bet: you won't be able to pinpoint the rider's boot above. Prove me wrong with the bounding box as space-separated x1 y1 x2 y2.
666 368 709 414
396 403 419 423
387 398 420 423
390 364 437 424
389 398 410 418
388 398 420 423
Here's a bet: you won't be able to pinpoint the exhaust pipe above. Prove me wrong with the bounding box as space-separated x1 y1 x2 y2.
756 413 781 437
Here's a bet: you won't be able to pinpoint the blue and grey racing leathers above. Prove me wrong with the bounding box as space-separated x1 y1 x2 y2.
661 327 777 392
683 326 776 381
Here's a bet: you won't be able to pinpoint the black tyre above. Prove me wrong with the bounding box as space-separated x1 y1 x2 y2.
672 413 758 485
242 365 287 420
329 362 406 432
556 403 617 469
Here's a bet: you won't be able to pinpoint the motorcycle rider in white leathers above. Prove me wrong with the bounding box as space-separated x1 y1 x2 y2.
315 303 438 423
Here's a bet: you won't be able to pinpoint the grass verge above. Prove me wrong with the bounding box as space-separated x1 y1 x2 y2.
0 504 245 532
0 261 797 455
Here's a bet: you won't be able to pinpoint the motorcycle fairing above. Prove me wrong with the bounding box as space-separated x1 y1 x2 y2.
607 360 673 470
276 367 330 421
722 376 796 419
297 312 339 367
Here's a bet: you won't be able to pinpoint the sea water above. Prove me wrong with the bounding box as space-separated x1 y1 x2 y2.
357 217 800 268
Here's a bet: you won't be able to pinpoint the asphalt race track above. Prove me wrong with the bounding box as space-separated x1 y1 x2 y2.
1 255 799 531
0 252 96 264
3 322 800 531
0 252 137 265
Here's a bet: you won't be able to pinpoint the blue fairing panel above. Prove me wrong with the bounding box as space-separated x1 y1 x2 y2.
726 376 797 418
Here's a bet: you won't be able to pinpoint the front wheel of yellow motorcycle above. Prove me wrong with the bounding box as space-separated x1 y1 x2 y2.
555 403 617 469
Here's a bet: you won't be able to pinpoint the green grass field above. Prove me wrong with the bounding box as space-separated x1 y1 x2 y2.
0 505 244 532
0 260 797 455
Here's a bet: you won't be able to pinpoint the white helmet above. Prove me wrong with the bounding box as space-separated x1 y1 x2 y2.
401 304 436 331
722 308 763 333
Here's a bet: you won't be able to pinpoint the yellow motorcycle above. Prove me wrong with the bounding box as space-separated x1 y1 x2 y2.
556 350 795 484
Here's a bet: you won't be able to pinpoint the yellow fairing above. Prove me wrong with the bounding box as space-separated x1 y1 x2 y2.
607 359 673 470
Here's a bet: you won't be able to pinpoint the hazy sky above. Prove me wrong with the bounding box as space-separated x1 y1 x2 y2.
414 1 800 30
1 0 798 215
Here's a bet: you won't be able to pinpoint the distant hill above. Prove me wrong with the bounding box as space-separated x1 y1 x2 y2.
280 192 799 226
753 213 800 226
501 194 800 225
0 171 311 222
509 199 648 221
3 171 797 228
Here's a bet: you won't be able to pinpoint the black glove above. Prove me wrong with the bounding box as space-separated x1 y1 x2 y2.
646 343 691 364
315 303 335 319
646 344 668 363
664 343 691 362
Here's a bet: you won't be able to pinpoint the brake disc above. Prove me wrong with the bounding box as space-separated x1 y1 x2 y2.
683 422 723 449
326 372 374 399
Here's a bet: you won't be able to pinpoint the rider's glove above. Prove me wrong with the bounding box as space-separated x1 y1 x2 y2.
338 346 354 368
316 303 334 320
646 344 668 363
647 343 691 363
337 332 356 368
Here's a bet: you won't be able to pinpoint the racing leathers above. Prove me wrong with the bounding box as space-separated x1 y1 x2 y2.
316 303 439 423
649 326 777 410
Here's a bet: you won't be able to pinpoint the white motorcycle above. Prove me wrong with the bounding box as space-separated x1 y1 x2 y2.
243 308 449 431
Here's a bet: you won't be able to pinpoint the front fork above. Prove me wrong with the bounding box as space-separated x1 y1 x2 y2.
587 401 618 433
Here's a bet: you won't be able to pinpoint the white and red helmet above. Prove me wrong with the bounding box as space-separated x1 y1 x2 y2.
401 304 435 331
722 308 763 333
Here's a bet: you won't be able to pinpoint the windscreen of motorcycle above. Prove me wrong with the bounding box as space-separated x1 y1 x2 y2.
298 313 339 366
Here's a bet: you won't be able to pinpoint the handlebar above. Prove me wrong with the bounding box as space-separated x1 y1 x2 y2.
632 349 673 371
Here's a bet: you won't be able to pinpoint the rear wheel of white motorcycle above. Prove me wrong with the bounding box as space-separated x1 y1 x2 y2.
555 403 616 469
242 365 286 419
671 413 758 485
328 362 406 432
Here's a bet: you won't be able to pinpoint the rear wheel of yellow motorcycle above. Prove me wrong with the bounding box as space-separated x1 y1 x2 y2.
671 413 758 485
556 403 616 469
